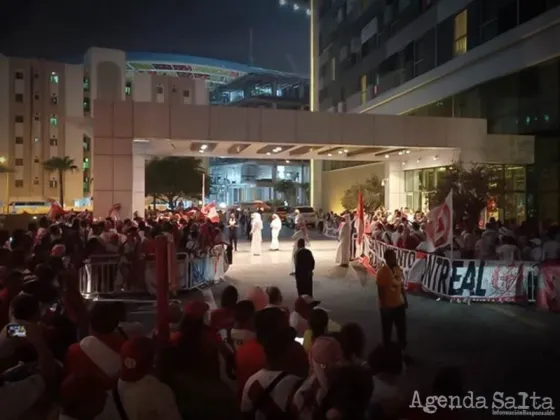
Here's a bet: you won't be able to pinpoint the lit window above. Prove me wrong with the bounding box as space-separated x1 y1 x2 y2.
34 137 39 143
50 72 59 84
50 95 58 105
50 138 58 146
454 10 468 56
83 158 89 169
331 58 336 81
125 82 132 96
360 74 367 105
83 77 90 92
50 116 58 126
49 179 58 188
83 97 91 112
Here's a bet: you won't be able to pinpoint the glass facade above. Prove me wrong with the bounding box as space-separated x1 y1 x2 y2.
404 165 528 222
407 56 560 222
318 0 560 109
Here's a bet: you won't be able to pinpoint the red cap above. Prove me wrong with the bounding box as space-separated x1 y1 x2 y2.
183 300 209 319
120 337 155 382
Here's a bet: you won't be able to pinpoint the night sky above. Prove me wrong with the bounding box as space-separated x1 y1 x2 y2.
0 0 310 74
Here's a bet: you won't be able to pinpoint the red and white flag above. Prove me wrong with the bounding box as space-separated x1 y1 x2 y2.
356 190 365 245
424 190 453 252
47 201 66 220
202 202 220 223
108 203 122 221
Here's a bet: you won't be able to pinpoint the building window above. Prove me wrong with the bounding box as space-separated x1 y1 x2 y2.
34 157 39 163
33 177 40 185
183 90 190 98
125 81 132 96
49 179 58 188
34 137 39 144
83 76 90 92
156 85 164 95
15 115 24 123
34 94 40 100
15 180 23 188
50 138 58 146
454 10 468 56
331 57 336 81
50 95 58 105
83 97 91 112
15 137 24 144
360 74 367 105
15 159 24 166
50 116 58 126
15 71 24 80
83 158 89 169
34 73 39 79
15 94 23 103
83 136 91 151
50 72 59 84
34 114 40 122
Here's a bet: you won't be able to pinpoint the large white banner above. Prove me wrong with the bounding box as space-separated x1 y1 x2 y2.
360 238 538 302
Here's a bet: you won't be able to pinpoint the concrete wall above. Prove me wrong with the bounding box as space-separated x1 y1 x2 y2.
322 162 385 213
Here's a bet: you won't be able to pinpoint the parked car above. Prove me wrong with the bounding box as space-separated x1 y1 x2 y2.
276 206 292 222
287 206 317 228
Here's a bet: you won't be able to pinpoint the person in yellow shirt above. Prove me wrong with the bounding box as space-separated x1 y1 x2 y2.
376 249 408 350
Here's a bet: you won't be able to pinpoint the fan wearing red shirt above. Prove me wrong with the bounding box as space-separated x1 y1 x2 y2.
0 271 23 331
209 285 239 331
64 302 126 389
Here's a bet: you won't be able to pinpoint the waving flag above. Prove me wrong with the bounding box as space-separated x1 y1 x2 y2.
357 190 364 245
47 201 66 220
424 190 453 252
202 202 220 223
108 203 122 221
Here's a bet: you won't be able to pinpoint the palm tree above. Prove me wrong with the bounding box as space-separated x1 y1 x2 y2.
43 156 78 208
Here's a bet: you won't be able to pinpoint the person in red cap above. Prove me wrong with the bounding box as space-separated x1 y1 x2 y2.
113 337 181 420
63 302 125 389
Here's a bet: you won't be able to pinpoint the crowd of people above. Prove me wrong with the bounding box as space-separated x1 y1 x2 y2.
0 209 468 420
326 206 560 263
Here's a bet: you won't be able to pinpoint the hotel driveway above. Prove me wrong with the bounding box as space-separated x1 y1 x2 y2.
131 227 560 418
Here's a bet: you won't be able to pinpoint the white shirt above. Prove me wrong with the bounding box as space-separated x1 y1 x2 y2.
116 375 181 420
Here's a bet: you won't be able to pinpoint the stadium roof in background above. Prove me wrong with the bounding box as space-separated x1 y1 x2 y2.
215 72 309 92
125 52 307 78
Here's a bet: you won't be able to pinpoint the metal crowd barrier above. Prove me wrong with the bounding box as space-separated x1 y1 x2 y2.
79 245 229 301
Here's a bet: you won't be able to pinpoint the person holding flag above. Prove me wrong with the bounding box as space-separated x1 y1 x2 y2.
354 190 365 258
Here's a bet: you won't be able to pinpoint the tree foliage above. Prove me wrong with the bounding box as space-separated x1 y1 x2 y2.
274 179 297 203
0 164 12 174
341 175 384 212
42 156 78 208
423 162 505 225
145 157 209 208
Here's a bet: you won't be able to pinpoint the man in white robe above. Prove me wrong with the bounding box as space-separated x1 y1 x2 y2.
269 214 282 251
335 214 351 267
250 212 263 256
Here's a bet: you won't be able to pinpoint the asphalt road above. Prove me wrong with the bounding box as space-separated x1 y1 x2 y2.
129 226 560 419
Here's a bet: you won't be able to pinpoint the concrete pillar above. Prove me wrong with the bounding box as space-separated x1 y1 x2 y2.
384 161 406 211
310 159 322 210
132 154 146 216
92 136 133 219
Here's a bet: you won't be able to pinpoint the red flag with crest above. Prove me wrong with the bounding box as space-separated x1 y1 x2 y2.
47 200 66 220
357 190 364 245
202 202 220 223
108 203 122 221
424 190 453 252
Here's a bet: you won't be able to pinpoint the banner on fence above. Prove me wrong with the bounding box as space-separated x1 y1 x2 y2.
359 238 539 303
422 255 536 302
536 261 560 312
361 237 426 291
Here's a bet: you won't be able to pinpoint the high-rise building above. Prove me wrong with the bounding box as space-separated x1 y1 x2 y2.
310 0 560 221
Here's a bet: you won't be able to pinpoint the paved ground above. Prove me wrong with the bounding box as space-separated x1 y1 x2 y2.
130 226 560 419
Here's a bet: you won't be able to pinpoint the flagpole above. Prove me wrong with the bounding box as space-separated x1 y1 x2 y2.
202 173 206 207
